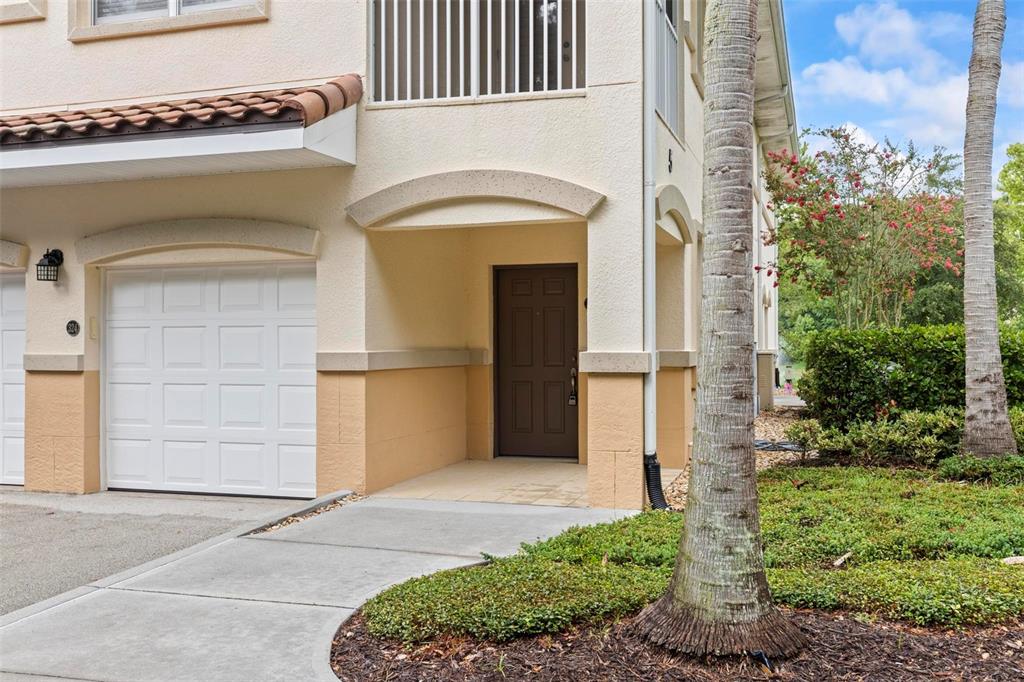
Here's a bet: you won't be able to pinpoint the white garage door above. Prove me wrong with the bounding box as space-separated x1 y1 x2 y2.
105 264 317 497
0 273 26 485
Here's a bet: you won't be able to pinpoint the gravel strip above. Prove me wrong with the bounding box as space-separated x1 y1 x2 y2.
247 493 365 535
665 408 811 510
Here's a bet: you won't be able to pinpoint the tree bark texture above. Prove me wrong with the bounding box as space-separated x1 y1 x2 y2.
635 0 805 657
963 0 1017 457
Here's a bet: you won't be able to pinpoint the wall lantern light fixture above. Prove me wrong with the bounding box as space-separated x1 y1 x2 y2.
36 249 63 282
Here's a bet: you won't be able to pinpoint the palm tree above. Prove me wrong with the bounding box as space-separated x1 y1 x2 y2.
963 0 1017 457
635 0 805 656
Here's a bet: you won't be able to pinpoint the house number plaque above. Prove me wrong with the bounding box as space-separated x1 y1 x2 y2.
66 320 80 337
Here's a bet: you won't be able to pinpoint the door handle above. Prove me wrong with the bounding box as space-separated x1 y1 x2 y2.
568 367 578 406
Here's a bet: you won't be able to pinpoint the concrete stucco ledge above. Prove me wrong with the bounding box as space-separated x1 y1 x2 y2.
23 353 84 372
317 348 489 372
579 351 651 374
0 238 29 268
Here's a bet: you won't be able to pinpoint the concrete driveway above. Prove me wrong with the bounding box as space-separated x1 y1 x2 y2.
0 496 630 682
0 487 297 615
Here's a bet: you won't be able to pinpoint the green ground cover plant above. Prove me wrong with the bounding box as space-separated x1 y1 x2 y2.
363 467 1024 643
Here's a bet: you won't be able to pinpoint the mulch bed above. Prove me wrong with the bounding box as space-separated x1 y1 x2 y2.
331 610 1024 681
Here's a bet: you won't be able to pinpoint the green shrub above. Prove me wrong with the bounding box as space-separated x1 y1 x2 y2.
786 406 1024 466
785 408 964 466
938 455 1024 485
363 556 668 643
362 468 1024 642
769 558 1024 627
800 325 1024 427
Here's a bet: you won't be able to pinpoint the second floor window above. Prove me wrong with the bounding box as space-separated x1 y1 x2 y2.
655 0 679 133
371 0 587 103
94 0 255 25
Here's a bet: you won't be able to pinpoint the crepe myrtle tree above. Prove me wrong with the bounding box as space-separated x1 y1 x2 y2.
963 0 1017 456
762 128 963 329
635 0 806 658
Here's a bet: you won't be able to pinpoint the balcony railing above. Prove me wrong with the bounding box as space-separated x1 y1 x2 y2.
655 0 679 133
371 0 586 103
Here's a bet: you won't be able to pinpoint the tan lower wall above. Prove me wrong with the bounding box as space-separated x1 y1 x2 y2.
365 366 467 492
465 365 493 460
586 373 644 509
24 370 100 493
657 368 688 469
757 352 776 411
316 371 368 495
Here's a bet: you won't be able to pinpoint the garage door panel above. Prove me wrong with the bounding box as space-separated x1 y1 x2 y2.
162 270 209 313
163 326 207 369
278 444 316 493
107 271 154 316
2 437 24 482
107 327 152 370
107 439 154 485
219 441 268 490
105 264 316 497
278 269 316 312
163 384 208 428
2 383 24 427
219 326 266 370
163 440 209 486
0 274 26 485
220 384 266 430
278 385 316 431
2 330 24 370
219 269 266 313
278 326 315 370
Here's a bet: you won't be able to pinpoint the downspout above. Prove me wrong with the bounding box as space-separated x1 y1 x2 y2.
643 0 669 510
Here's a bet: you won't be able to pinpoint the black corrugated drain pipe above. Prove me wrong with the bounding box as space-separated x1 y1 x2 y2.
644 453 669 509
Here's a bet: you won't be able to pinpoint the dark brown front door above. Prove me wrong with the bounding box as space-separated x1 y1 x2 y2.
496 265 579 458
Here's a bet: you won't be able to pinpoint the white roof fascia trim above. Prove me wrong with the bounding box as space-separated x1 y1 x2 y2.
0 108 357 177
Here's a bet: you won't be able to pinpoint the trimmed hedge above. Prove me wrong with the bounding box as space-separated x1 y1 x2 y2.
785 406 1024 466
799 324 1024 427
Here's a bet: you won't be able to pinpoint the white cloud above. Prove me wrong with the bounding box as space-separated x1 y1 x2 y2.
1001 61 1024 108
833 1 949 76
801 57 909 105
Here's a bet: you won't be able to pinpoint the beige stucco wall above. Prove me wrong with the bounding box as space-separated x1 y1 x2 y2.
0 1 668 508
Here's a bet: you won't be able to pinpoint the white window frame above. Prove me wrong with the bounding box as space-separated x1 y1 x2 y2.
93 0 255 26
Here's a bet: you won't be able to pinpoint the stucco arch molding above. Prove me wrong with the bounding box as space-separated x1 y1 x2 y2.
0 239 29 268
75 219 322 264
346 170 606 228
655 184 702 245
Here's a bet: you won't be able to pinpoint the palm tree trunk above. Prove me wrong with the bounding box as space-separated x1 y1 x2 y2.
963 0 1017 457
635 0 805 657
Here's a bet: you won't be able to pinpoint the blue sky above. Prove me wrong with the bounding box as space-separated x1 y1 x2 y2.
783 0 1024 179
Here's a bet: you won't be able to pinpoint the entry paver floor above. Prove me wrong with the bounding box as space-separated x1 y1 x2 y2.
0 496 630 682
375 456 683 507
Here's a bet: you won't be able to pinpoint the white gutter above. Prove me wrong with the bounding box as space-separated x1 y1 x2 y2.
642 0 667 507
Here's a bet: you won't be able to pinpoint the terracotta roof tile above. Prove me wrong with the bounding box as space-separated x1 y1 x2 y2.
0 74 362 147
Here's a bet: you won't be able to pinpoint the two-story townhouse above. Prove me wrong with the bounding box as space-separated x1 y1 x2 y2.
0 0 795 509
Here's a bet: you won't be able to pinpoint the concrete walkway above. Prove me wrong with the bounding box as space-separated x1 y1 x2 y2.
0 496 629 682
0 488 297 615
